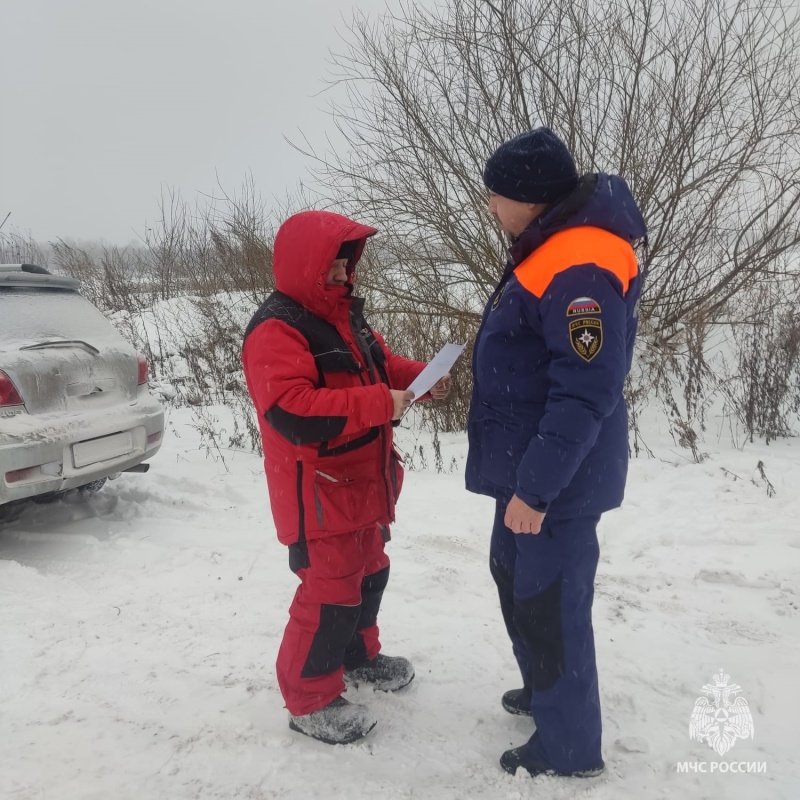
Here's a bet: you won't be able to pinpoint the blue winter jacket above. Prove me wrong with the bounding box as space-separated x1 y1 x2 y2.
465 174 647 518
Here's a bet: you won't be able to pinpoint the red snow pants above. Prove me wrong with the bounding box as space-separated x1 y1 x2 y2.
277 525 390 716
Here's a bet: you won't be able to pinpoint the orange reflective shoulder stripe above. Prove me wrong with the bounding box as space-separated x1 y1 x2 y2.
514 226 639 298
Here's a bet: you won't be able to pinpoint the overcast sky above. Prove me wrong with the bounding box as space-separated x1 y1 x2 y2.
1 0 397 245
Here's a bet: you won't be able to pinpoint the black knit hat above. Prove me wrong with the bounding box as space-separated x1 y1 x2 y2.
483 127 579 204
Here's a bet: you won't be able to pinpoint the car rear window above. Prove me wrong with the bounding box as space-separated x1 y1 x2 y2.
0 288 122 349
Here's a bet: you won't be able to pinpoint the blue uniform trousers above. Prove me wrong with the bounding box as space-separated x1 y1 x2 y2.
489 499 603 773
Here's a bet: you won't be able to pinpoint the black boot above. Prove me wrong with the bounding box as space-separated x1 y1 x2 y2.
500 745 605 777
502 687 532 717
345 654 415 692
288 696 377 745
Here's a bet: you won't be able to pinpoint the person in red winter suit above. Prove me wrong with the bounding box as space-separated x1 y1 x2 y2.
242 210 451 745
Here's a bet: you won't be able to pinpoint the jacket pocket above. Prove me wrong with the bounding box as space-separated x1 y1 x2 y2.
311 468 383 533
312 469 350 528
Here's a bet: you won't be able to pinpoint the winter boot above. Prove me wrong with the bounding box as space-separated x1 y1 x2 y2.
500 745 605 778
502 687 532 717
344 654 415 692
288 696 377 745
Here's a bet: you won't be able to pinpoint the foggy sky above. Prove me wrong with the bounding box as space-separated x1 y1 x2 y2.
0 0 393 245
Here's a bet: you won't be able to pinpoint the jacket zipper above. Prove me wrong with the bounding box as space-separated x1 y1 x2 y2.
349 312 393 518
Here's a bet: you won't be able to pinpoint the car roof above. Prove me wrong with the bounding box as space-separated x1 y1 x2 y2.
0 264 81 291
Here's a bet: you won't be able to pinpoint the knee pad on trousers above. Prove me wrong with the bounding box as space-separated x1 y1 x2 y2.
513 576 565 692
342 565 390 669
359 565 390 630
301 603 362 679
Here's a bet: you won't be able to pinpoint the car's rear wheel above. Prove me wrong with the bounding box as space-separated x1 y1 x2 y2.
0 501 25 525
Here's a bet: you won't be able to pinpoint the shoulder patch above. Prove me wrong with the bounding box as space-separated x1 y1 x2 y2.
567 297 601 316
569 318 603 362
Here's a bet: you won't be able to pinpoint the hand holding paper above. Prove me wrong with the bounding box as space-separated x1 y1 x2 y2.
406 343 465 401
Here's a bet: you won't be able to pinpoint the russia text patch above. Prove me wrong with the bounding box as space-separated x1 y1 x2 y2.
566 297 601 316
569 318 603 362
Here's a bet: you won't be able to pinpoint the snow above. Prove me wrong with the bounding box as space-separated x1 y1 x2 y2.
2 408 799 799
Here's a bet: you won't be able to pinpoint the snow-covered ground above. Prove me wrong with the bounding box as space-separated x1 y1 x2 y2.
1 408 799 799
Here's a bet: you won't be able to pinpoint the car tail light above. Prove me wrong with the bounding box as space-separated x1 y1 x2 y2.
137 354 149 386
0 370 23 407
5 467 39 484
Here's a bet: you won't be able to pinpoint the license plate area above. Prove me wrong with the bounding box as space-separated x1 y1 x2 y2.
72 431 134 468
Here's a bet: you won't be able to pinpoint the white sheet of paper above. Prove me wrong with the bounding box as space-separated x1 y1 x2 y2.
406 342 466 400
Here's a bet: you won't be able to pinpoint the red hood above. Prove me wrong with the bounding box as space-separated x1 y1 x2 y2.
272 210 377 320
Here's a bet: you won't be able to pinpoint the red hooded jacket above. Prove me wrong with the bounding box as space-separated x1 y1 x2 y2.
242 211 425 546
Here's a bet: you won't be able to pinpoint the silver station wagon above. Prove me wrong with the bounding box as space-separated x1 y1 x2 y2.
0 264 164 513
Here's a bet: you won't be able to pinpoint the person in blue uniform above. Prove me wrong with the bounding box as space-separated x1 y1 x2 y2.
466 128 647 778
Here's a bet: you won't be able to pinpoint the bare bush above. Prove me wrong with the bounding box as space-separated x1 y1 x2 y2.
172 295 263 456
628 314 715 462
727 280 800 443
142 181 276 303
0 228 48 266
51 240 149 314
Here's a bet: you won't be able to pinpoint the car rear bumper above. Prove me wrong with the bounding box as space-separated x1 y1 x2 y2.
0 395 164 505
